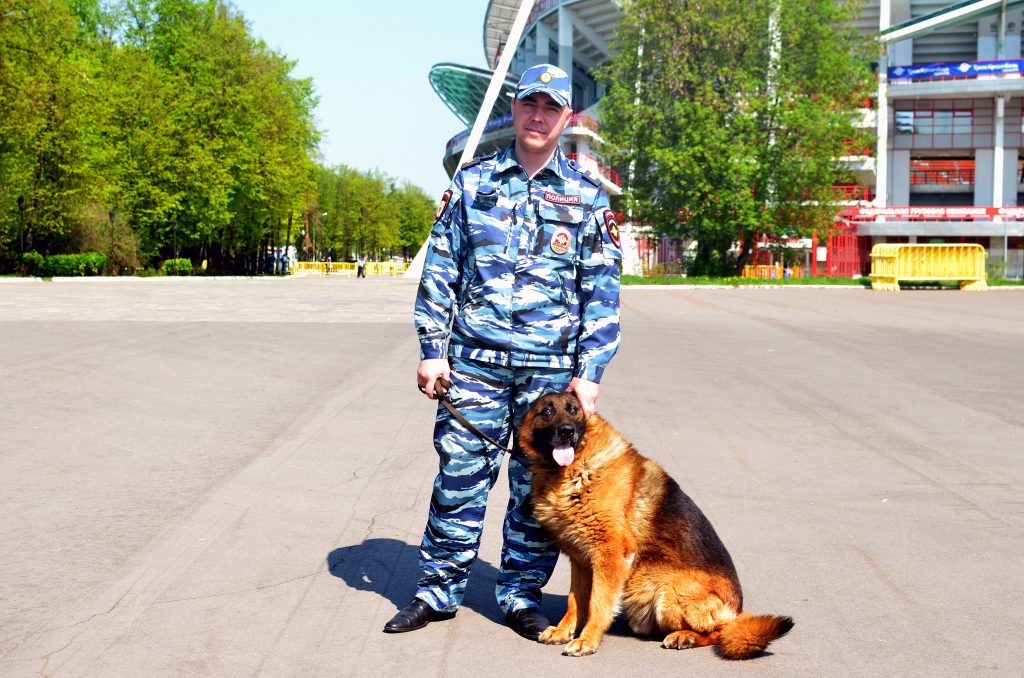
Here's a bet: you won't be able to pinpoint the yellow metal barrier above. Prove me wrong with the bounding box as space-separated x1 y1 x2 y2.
291 261 409 276
741 264 803 279
869 244 987 291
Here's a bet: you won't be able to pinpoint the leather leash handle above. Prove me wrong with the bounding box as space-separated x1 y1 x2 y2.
420 377 513 453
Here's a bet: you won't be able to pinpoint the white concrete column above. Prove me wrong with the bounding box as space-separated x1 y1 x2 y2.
876 0 892 207
535 20 550 64
890 0 912 63
976 149 995 205
994 96 1006 208
1003 148 1018 206
557 2 574 94
619 224 643 277
891 150 910 205
1007 10 1023 57
876 57 889 207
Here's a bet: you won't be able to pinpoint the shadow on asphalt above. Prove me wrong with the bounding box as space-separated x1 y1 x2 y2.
326 538 568 627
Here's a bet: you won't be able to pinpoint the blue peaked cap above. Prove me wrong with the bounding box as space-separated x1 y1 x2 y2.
515 64 571 107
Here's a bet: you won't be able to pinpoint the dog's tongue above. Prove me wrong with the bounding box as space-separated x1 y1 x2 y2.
553 444 575 467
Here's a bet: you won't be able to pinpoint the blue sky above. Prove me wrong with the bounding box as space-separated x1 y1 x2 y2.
232 0 488 197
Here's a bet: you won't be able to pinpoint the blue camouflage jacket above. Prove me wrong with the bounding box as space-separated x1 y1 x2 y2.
414 142 621 382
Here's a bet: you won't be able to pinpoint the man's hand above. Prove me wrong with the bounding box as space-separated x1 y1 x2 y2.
567 377 600 419
417 359 450 400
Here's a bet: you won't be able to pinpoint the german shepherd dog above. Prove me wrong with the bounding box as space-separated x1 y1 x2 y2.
520 392 793 658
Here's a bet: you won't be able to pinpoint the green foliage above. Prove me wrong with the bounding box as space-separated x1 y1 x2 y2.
986 259 1006 280
0 0 321 272
601 0 876 275
315 167 434 261
162 257 192 275
21 251 45 275
79 251 106 274
622 274 870 286
42 251 106 276
0 0 438 273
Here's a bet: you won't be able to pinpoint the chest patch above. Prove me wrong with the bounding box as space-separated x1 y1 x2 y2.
544 191 581 205
550 227 573 255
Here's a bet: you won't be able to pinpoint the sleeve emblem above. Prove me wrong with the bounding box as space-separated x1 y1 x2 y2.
603 210 621 247
435 189 453 221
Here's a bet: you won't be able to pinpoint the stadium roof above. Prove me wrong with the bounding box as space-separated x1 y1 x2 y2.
428 63 518 127
484 0 520 69
880 0 1024 43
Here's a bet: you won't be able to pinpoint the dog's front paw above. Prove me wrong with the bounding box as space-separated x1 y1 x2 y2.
539 625 573 645
563 637 599 657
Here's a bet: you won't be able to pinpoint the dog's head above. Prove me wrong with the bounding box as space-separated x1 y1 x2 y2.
520 392 587 468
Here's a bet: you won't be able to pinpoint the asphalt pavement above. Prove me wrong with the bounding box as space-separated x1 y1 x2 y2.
1 274 1021 677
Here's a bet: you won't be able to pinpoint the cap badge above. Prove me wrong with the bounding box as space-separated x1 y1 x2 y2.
539 71 552 83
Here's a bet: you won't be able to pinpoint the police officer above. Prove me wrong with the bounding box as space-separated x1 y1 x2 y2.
384 64 622 640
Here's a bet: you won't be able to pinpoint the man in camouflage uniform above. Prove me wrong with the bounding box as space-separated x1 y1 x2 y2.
384 64 622 640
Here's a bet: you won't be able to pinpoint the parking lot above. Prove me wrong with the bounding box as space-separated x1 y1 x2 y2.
1 276 1021 677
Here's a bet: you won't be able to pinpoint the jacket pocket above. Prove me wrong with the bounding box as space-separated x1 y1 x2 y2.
534 203 584 264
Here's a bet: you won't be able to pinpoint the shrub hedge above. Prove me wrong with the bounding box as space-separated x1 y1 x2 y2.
21 251 45 275
162 258 193 275
41 252 106 276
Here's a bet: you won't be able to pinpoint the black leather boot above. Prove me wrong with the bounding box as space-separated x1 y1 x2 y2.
505 608 550 641
383 598 456 633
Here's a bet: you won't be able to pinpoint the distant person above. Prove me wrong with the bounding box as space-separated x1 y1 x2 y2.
357 254 366 278
384 64 622 641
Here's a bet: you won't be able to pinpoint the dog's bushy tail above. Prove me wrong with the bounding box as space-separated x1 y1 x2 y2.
715 612 794 660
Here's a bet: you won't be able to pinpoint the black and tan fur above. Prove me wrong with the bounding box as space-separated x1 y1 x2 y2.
520 392 793 658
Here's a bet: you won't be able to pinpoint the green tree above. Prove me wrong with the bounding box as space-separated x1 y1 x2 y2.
600 0 874 275
0 0 98 258
107 0 319 269
392 182 434 260
315 166 433 262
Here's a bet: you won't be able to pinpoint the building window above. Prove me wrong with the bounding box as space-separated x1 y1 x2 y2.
893 99 993 149
896 111 915 135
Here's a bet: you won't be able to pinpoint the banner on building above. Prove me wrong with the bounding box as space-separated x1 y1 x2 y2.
888 59 1024 81
845 206 1024 220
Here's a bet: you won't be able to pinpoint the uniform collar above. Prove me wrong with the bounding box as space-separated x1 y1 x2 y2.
497 141 568 182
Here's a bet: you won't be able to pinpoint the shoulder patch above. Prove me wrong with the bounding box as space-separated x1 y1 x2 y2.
460 151 496 171
434 189 453 222
603 210 621 247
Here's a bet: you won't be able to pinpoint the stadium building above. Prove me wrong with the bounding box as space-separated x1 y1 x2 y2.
429 0 1024 278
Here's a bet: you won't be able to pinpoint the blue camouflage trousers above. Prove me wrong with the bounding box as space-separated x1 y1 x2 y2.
415 356 573 614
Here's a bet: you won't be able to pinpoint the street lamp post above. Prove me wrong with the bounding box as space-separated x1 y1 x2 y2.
172 217 178 275
322 211 328 264
108 209 115 274
17 196 25 256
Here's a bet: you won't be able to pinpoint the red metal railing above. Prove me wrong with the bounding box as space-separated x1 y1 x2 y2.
909 159 975 185
566 152 622 187
833 185 872 201
567 114 600 133
842 140 873 156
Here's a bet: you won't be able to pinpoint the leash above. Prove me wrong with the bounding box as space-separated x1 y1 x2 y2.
419 377 514 453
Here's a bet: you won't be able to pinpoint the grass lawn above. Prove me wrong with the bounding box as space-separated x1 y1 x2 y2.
622 274 1024 287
